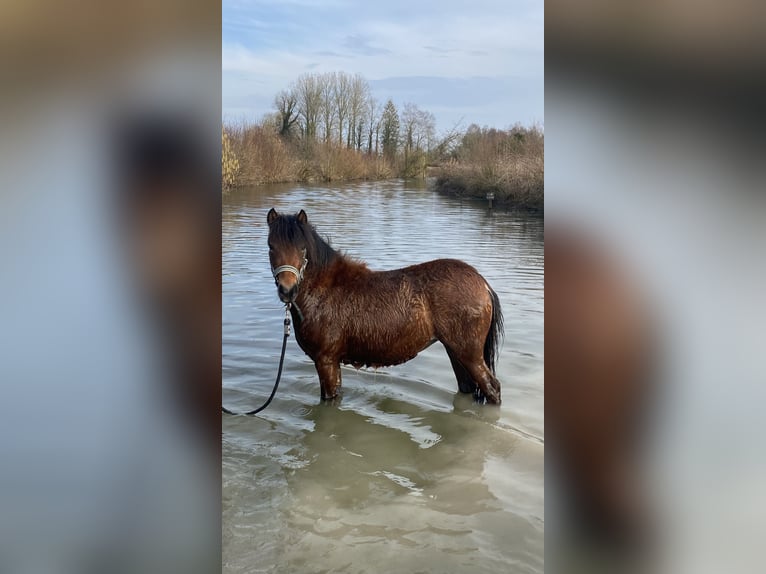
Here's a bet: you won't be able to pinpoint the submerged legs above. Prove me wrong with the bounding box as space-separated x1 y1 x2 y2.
463 361 502 404
315 357 342 400
444 344 502 404
446 347 477 395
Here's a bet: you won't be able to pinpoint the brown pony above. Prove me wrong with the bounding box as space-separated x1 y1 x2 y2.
265 208 504 404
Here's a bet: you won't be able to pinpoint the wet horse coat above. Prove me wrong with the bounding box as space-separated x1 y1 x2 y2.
266 208 504 403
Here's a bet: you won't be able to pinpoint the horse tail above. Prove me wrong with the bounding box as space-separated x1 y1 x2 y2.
484 285 504 374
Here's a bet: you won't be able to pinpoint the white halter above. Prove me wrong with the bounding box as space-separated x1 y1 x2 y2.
272 249 308 285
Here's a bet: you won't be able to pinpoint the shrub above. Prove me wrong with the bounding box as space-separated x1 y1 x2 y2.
432 124 544 210
221 127 240 191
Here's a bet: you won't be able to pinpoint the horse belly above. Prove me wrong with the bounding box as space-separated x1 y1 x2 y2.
342 313 434 369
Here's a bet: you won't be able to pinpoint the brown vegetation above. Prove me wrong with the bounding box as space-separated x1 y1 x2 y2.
432 124 544 211
224 120 395 185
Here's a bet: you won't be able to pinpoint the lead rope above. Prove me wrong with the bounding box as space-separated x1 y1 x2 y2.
222 303 292 416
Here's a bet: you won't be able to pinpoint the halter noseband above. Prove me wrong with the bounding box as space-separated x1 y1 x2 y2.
272 249 308 286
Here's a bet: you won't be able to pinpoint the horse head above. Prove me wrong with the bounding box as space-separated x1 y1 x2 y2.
267 208 309 303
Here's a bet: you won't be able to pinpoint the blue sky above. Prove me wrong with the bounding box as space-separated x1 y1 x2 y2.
223 0 543 132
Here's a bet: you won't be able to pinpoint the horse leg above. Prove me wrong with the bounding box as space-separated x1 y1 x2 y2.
315 357 342 400
439 326 502 403
461 357 502 404
445 346 477 395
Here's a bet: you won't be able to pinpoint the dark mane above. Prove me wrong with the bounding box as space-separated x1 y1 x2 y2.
270 214 341 269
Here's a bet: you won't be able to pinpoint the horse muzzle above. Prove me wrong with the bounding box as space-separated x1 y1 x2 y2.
277 282 298 302
272 250 308 303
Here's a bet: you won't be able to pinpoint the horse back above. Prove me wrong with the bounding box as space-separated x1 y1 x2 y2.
368 258 492 337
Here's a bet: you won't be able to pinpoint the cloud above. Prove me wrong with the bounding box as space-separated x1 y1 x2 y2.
342 34 391 56
423 45 458 57
313 50 349 58
222 0 543 128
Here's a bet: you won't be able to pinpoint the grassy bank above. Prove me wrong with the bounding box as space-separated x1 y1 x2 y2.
224 122 398 186
223 112 543 213
431 124 544 211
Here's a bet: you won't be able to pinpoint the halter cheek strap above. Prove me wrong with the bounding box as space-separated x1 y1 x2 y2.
272 249 308 285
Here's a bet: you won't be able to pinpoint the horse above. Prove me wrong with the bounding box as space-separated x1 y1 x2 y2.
266 208 504 404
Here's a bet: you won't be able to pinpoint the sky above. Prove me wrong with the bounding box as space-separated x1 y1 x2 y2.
222 0 543 133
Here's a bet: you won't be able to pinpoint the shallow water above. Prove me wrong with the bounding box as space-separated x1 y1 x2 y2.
222 180 543 573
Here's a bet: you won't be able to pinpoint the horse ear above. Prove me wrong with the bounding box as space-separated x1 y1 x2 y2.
297 210 308 225
267 208 279 225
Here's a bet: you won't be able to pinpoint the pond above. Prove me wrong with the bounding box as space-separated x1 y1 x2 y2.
222 180 543 573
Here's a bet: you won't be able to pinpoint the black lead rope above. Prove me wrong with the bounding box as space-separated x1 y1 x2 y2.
222 304 292 416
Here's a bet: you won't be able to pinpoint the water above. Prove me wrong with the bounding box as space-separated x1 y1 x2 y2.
222 180 543 573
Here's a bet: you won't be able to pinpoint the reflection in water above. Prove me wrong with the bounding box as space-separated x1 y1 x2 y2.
223 181 543 574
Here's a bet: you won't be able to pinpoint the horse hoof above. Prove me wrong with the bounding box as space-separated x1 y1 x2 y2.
474 389 501 405
320 393 342 405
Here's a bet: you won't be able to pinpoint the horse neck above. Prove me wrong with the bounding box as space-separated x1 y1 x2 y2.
301 256 337 290
298 253 365 300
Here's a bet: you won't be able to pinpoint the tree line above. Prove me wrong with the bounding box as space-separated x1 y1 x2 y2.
272 71 435 163
223 71 543 210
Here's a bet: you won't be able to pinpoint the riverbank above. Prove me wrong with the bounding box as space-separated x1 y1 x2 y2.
225 123 397 185
430 125 544 211
431 160 544 211
222 108 426 188
223 121 544 213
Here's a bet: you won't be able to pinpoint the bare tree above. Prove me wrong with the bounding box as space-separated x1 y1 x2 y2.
365 97 381 155
400 103 436 153
431 117 465 162
333 72 351 147
399 102 437 176
415 109 436 152
348 74 369 149
318 72 335 144
274 89 299 138
293 73 322 142
401 102 418 158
